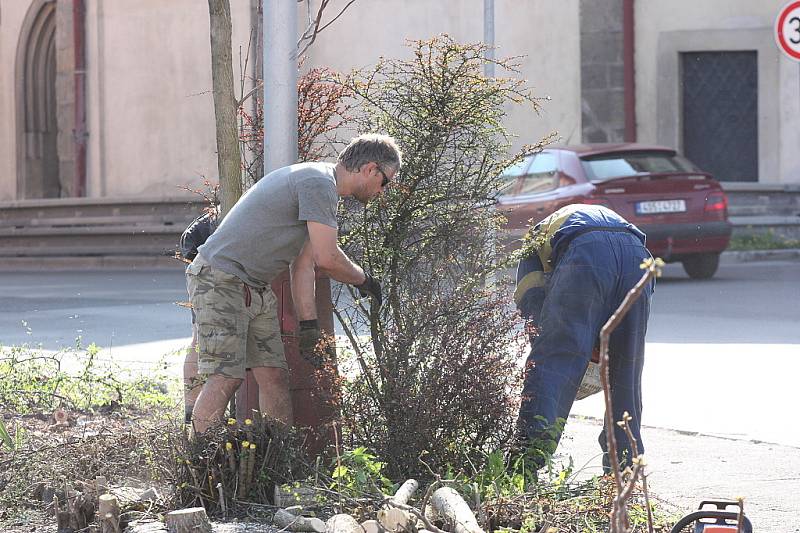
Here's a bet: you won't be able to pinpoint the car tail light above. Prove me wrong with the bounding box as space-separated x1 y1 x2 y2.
704 191 728 218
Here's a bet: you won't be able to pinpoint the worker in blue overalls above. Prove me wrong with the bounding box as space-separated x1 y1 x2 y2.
513 204 654 471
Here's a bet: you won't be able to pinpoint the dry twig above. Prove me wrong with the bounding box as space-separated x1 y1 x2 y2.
598 257 662 532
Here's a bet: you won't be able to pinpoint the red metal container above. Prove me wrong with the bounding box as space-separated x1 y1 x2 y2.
236 270 338 455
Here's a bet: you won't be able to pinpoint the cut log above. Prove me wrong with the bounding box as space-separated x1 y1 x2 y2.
98 493 120 533
326 514 365 533
95 476 108 496
360 519 383 533
164 507 212 533
377 508 414 533
138 487 160 503
390 479 418 505
377 479 419 533
126 520 170 532
429 487 483 533
273 508 326 533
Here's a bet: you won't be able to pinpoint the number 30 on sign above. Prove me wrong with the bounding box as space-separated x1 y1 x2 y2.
776 1 800 61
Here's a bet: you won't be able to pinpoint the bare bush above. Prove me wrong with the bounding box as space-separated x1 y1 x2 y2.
330 35 549 477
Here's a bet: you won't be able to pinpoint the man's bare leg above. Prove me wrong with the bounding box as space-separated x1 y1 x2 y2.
192 374 242 434
183 325 202 422
251 367 293 427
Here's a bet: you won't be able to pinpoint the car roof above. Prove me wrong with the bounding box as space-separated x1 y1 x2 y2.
545 143 677 157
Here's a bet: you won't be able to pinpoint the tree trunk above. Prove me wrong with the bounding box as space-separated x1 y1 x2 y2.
208 0 242 218
326 514 365 533
164 507 212 533
97 493 120 533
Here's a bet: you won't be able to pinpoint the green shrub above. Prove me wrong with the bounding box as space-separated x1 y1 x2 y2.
331 35 550 477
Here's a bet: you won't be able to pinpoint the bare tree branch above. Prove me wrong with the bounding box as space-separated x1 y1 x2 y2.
294 0 357 59
598 257 663 532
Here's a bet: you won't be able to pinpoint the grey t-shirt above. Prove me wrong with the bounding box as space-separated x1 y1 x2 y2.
197 162 338 288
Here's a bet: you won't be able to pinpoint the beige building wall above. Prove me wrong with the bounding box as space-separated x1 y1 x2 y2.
0 0 256 201
1 1 580 200
6 1 795 199
0 1 29 200
635 0 800 184
85 0 255 198
302 0 581 156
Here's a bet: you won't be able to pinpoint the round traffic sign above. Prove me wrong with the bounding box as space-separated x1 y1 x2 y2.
776 1 800 60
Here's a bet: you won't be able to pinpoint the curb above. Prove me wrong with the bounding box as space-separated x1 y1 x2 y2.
1 249 798 271
721 248 800 263
0 255 185 271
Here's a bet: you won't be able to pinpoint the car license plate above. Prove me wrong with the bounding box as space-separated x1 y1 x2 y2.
635 199 686 215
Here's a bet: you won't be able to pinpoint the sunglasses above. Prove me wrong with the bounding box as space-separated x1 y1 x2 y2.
375 165 390 188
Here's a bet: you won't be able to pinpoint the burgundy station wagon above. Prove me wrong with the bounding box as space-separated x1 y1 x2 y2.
497 143 732 279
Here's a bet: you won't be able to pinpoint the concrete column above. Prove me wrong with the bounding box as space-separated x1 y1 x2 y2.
263 0 297 173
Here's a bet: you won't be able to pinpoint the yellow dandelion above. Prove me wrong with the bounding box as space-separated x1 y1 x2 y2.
227 418 236 425
242 440 250 448
225 442 233 451
244 418 253 425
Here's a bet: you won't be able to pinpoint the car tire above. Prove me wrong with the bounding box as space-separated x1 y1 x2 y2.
682 253 720 280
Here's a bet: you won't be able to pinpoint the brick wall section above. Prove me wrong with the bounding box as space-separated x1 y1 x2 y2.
55 0 75 197
580 0 625 143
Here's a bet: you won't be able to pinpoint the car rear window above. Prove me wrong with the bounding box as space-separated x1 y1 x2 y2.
581 151 700 182
498 152 558 196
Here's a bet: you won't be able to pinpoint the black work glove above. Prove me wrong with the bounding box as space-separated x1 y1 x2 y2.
356 273 382 309
298 319 324 369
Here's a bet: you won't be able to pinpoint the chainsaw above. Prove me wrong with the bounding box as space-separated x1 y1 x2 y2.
669 500 753 533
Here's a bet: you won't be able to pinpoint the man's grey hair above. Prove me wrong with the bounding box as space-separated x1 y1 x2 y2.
338 134 402 174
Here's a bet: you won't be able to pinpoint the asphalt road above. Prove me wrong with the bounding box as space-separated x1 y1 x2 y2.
2 257 798 441
1 257 799 528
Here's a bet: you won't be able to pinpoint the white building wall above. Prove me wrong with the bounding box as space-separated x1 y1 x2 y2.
0 0 255 200
84 0 254 198
3 1 794 199
0 1 31 200
302 0 581 157
635 0 800 184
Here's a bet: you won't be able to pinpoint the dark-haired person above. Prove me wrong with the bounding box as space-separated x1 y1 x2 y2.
512 204 654 471
187 134 401 434
179 208 217 424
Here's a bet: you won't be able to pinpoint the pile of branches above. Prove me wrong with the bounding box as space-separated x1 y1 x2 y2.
164 417 311 514
0 407 178 530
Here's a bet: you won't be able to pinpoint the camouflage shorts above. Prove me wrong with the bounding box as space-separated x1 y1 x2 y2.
186 254 287 378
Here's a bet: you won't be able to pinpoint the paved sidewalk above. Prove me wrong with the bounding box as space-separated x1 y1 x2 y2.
557 416 800 531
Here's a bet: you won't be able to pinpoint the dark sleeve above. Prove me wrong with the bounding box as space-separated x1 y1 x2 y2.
180 213 216 260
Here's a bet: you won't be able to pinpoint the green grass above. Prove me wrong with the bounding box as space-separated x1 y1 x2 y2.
728 231 800 251
0 340 180 415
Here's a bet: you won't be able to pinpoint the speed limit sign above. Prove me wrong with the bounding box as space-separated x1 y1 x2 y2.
776 1 800 60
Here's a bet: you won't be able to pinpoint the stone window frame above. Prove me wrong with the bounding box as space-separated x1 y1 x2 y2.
655 28 780 183
14 0 60 199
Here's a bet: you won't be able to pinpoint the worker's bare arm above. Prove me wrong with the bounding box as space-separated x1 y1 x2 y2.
306 221 366 285
289 239 317 321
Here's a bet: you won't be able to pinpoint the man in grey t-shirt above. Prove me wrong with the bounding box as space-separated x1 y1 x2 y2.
188 134 401 434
